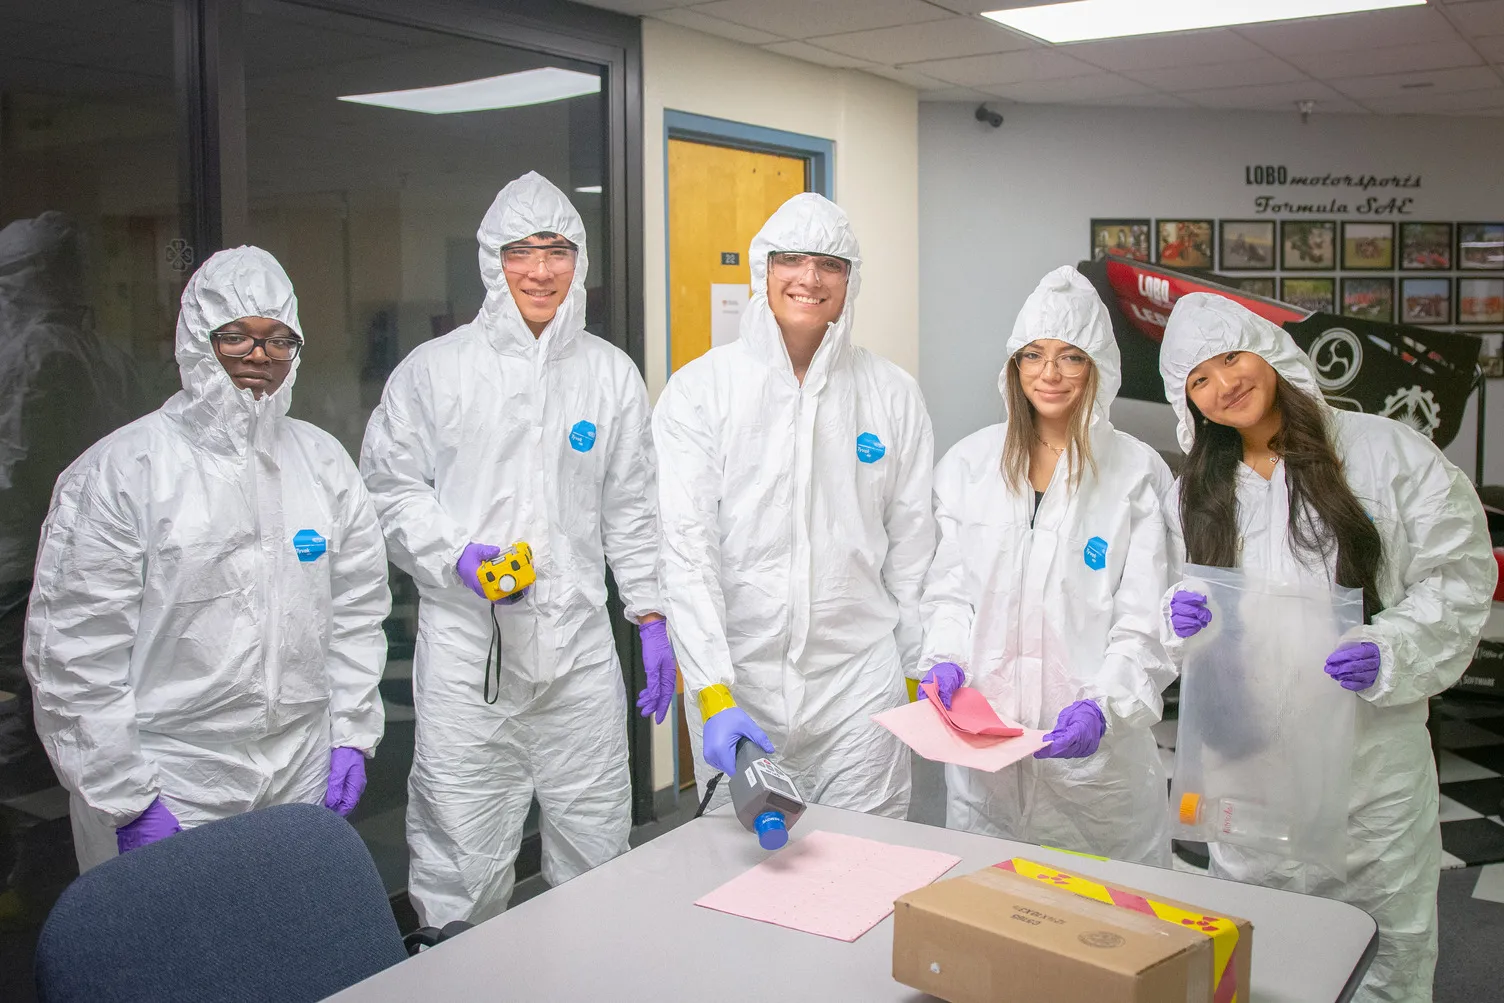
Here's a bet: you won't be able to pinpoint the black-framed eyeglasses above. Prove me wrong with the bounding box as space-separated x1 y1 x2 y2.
211 330 303 361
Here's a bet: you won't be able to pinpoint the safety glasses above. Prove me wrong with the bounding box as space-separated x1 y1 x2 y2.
1015 348 1090 379
501 242 578 274
768 251 849 280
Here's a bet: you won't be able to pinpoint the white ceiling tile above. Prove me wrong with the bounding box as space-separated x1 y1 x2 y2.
1444 0 1504 37
647 8 785 44
1233 6 1460 55
982 73 1153 103
1122 57 1309 91
1062 30 1267 72
1329 64 1501 99
809 16 1033 63
905 48 1099 86
1282 39 1483 79
1362 84 1504 113
1475 34 1504 61
924 0 1060 12
861 64 954 89
1182 79 1361 112
918 85 1008 103
575 0 702 13
687 0 949 38
759 40 874 68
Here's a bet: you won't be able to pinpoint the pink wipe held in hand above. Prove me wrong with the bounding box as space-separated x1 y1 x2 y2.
921 681 1023 738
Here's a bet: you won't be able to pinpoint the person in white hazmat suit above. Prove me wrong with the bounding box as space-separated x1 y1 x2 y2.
653 193 935 818
360 172 671 926
25 246 391 871
1159 293 1495 1003
919 266 1174 864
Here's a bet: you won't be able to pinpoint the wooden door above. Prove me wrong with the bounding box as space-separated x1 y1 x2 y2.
667 140 806 372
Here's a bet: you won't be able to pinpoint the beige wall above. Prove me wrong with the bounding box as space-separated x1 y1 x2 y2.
641 21 920 792
641 19 921 397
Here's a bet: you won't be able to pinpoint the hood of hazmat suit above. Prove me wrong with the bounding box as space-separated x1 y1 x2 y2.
1159 292 1496 1003
359 172 659 926
24 246 391 871
653 192 936 820
0 212 140 585
920 265 1174 865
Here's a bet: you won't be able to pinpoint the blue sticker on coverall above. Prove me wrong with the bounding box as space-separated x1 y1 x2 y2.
1083 536 1108 571
293 529 327 562
856 432 886 464
569 420 597 452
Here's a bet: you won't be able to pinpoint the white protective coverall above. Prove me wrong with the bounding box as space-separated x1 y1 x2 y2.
24 246 390 871
921 266 1175 865
1160 293 1496 1003
653 193 935 818
359 172 660 926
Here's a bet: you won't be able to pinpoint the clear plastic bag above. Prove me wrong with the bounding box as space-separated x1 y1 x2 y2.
1170 564 1363 876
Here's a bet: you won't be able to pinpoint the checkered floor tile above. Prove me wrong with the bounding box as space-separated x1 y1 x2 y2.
1435 699 1504 867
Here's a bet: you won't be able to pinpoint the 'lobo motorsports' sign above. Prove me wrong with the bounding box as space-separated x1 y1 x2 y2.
1243 164 1422 215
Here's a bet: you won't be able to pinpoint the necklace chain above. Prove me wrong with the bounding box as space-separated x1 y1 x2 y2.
1035 433 1066 457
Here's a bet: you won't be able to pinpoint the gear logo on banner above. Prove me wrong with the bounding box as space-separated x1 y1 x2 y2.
1309 327 1363 393
1380 386 1442 439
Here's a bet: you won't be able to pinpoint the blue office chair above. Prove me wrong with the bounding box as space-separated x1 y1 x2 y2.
35 801 407 1003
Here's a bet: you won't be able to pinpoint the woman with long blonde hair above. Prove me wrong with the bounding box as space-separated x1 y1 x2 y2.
918 266 1176 863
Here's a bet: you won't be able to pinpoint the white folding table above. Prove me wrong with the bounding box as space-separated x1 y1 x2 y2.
329 803 1377 1003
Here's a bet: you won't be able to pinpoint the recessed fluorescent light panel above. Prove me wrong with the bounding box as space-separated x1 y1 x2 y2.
338 67 600 114
981 0 1426 44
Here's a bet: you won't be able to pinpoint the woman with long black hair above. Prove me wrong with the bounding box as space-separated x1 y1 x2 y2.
1159 293 1495 1003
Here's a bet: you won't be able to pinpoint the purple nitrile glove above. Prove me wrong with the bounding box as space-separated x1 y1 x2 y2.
1034 700 1107 759
702 707 774 776
1324 641 1381 692
918 662 966 710
324 747 368 817
116 796 183 855
636 619 677 725
1170 589 1213 638
456 542 502 600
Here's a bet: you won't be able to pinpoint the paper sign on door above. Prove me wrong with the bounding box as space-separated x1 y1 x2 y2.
710 283 749 347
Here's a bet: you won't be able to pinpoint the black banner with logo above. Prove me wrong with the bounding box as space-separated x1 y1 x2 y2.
1079 256 1481 449
1284 314 1479 449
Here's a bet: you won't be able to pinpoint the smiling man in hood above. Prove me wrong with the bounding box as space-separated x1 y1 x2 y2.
653 193 937 818
24 246 391 871
360 172 670 925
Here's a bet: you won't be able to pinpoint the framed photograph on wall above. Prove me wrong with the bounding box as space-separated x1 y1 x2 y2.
1459 277 1504 324
1399 277 1451 325
1226 276 1276 297
1281 277 1336 314
1219 220 1276 270
1090 219 1151 262
1342 221 1395 270
1280 220 1336 270
1459 223 1504 270
1342 277 1394 323
1399 222 1452 270
1157 219 1213 268
1477 333 1504 378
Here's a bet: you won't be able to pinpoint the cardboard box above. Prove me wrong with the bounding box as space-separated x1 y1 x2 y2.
893 858 1252 1003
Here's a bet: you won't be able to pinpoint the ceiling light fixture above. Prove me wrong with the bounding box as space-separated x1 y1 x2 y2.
574 185 603 194
338 67 600 114
980 0 1426 44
